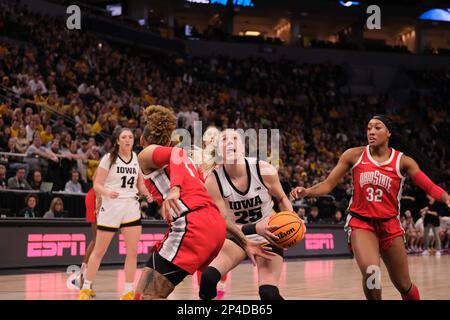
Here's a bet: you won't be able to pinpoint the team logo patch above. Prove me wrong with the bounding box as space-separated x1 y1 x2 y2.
255 187 262 191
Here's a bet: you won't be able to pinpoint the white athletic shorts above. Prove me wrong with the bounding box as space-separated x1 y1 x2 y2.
97 197 141 232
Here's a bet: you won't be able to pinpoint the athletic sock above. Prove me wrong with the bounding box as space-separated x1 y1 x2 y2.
124 282 134 294
82 279 92 290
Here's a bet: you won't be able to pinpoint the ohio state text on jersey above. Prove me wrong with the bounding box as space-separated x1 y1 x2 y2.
349 146 405 219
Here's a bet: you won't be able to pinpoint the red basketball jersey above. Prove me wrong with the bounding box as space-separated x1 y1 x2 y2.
348 146 405 219
143 158 218 219
85 188 96 223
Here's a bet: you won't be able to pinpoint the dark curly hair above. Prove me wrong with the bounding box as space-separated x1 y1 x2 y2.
142 105 176 147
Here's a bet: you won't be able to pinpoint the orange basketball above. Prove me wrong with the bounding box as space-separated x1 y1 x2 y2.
268 211 306 248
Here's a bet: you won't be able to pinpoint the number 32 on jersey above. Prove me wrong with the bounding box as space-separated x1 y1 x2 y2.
366 187 383 202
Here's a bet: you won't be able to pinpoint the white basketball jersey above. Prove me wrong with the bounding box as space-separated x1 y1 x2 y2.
213 157 273 242
98 152 140 199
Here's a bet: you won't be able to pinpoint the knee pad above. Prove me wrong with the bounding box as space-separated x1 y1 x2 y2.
199 267 221 300
259 285 284 300
135 267 174 300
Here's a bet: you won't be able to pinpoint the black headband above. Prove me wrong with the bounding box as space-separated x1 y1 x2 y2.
371 115 393 132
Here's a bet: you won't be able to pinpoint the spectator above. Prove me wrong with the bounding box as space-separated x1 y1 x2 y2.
331 210 344 224
52 117 68 135
308 206 324 224
402 210 421 253
43 197 68 218
0 164 7 189
25 120 37 143
7 167 31 190
297 207 308 224
64 170 83 193
30 169 43 190
176 106 190 129
4 137 29 174
40 124 54 145
86 148 100 182
17 194 39 218
421 194 445 256
414 212 425 251
15 126 29 153
25 132 58 173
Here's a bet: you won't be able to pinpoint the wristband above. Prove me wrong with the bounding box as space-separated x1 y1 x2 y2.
242 223 257 235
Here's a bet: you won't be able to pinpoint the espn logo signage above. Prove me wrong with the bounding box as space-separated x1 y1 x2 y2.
26 233 166 258
27 234 86 257
304 233 334 250
118 234 165 255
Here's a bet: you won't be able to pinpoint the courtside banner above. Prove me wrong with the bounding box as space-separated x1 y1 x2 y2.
0 219 350 269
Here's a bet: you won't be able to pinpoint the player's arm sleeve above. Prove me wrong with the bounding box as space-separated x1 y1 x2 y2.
152 146 189 189
168 148 189 189
411 171 445 201
151 146 173 167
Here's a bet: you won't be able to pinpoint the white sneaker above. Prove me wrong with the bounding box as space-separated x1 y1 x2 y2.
422 250 429 256
435 251 441 257
72 273 82 289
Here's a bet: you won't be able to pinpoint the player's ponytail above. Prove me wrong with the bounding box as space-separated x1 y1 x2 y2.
142 105 176 147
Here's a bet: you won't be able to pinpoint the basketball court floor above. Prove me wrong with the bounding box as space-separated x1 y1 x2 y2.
0 255 449 300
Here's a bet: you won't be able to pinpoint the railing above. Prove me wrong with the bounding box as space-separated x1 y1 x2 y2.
0 189 87 218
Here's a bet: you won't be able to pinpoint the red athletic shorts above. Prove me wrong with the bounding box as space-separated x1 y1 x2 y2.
345 213 405 252
155 206 226 274
85 188 96 223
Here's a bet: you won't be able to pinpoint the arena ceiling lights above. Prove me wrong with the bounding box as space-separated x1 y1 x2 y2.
186 0 255 7
339 1 360 7
419 8 450 22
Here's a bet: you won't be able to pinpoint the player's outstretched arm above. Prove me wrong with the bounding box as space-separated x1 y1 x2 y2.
137 145 171 171
290 147 362 199
401 155 450 206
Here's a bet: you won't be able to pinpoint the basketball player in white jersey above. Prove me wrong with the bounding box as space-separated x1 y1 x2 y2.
191 125 230 296
199 129 294 300
79 127 152 300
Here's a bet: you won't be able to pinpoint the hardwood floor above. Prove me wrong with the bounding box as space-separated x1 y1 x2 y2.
0 255 449 300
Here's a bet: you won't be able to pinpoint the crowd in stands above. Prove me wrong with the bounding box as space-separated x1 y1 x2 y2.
0 0 449 252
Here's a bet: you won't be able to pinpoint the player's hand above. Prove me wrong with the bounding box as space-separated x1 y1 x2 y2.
255 216 279 242
244 240 277 266
290 186 308 199
162 186 182 222
106 190 119 199
144 193 154 203
443 193 450 208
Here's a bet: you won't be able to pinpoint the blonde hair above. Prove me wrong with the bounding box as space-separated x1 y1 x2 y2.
201 126 221 173
49 197 63 212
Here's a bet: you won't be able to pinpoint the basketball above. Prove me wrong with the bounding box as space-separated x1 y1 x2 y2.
268 211 306 248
